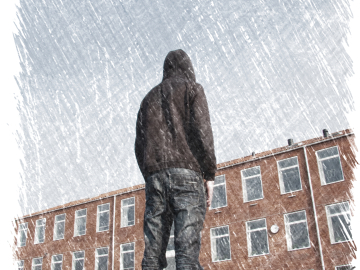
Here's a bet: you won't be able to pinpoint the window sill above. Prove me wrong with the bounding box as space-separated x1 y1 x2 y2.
321 178 345 186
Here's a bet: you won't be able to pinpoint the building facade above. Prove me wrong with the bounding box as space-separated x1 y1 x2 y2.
14 129 356 270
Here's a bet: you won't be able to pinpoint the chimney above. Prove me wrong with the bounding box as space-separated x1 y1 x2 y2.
323 129 329 138
288 139 293 146
252 152 255 157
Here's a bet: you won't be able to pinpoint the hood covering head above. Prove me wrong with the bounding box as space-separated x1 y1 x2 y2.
162 49 196 82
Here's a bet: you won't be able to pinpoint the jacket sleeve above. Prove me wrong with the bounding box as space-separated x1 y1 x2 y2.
135 104 145 177
189 84 217 181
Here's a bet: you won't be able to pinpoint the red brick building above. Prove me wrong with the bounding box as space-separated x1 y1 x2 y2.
14 129 356 270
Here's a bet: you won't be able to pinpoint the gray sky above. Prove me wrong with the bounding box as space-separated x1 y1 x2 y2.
9 0 358 215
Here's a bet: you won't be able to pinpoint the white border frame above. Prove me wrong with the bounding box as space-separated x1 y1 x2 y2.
210 225 232 262
53 213 66 241
283 210 311 251
246 218 270 257
74 208 87 237
121 197 135 228
120 242 135 270
17 222 28 247
72 250 85 270
51 254 63 270
316 145 345 186
96 203 110 232
210 175 228 210
241 166 264 203
95 246 109 270
325 201 352 244
277 156 302 194
34 218 46 244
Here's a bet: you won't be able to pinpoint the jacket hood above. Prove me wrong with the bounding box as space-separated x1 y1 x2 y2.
162 49 196 82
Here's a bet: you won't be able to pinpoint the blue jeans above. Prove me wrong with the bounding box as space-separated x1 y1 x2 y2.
142 168 206 270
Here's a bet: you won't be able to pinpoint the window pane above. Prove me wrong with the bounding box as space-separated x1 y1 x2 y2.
214 175 225 184
55 214 65 222
250 230 269 256
76 209 86 217
75 217 86 235
36 219 46 226
122 243 135 251
282 167 301 193
33 266 42 270
336 266 353 270
278 157 298 169
127 205 135 225
214 236 231 261
19 223 27 230
289 222 310 249
211 226 229 237
328 202 350 215
211 184 227 208
53 255 62 262
242 167 260 178
247 219 266 230
99 212 109 231
19 230 27 246
52 263 62 270
75 260 84 270
55 222 65 239
96 256 108 270
321 157 343 184
74 251 84 259
245 176 263 201
123 252 134 269
317 147 338 159
286 211 306 223
98 204 110 212
331 214 352 242
97 248 108 255
33 258 42 265
36 226 45 243
123 198 135 206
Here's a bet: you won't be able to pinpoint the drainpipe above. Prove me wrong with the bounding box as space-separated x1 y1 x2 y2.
112 195 116 270
303 146 325 270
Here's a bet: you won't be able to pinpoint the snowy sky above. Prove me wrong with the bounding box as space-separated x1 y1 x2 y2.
5 0 358 216
1 0 360 267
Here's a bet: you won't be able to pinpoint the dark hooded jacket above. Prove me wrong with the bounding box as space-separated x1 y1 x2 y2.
135 49 217 180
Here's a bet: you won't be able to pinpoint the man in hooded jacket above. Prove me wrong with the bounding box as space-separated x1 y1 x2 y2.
135 49 217 270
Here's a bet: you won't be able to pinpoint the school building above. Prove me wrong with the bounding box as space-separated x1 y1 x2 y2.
14 129 356 270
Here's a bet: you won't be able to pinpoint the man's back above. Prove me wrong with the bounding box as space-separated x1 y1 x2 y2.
135 49 216 270
135 49 216 181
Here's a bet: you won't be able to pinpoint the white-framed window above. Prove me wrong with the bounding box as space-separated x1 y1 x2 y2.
97 203 110 232
121 197 135 227
120 242 135 270
17 260 24 270
74 209 87 236
210 175 227 209
51 254 63 270
316 146 344 185
246 218 269 257
95 247 108 270
17 223 28 247
241 166 264 202
326 201 352 244
53 214 66 240
210 225 231 262
34 218 46 244
72 250 85 270
164 222 175 270
284 210 310 250
277 156 302 194
32 257 43 270
335 265 354 270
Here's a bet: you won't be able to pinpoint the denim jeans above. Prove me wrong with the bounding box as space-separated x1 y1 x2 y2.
142 168 206 270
